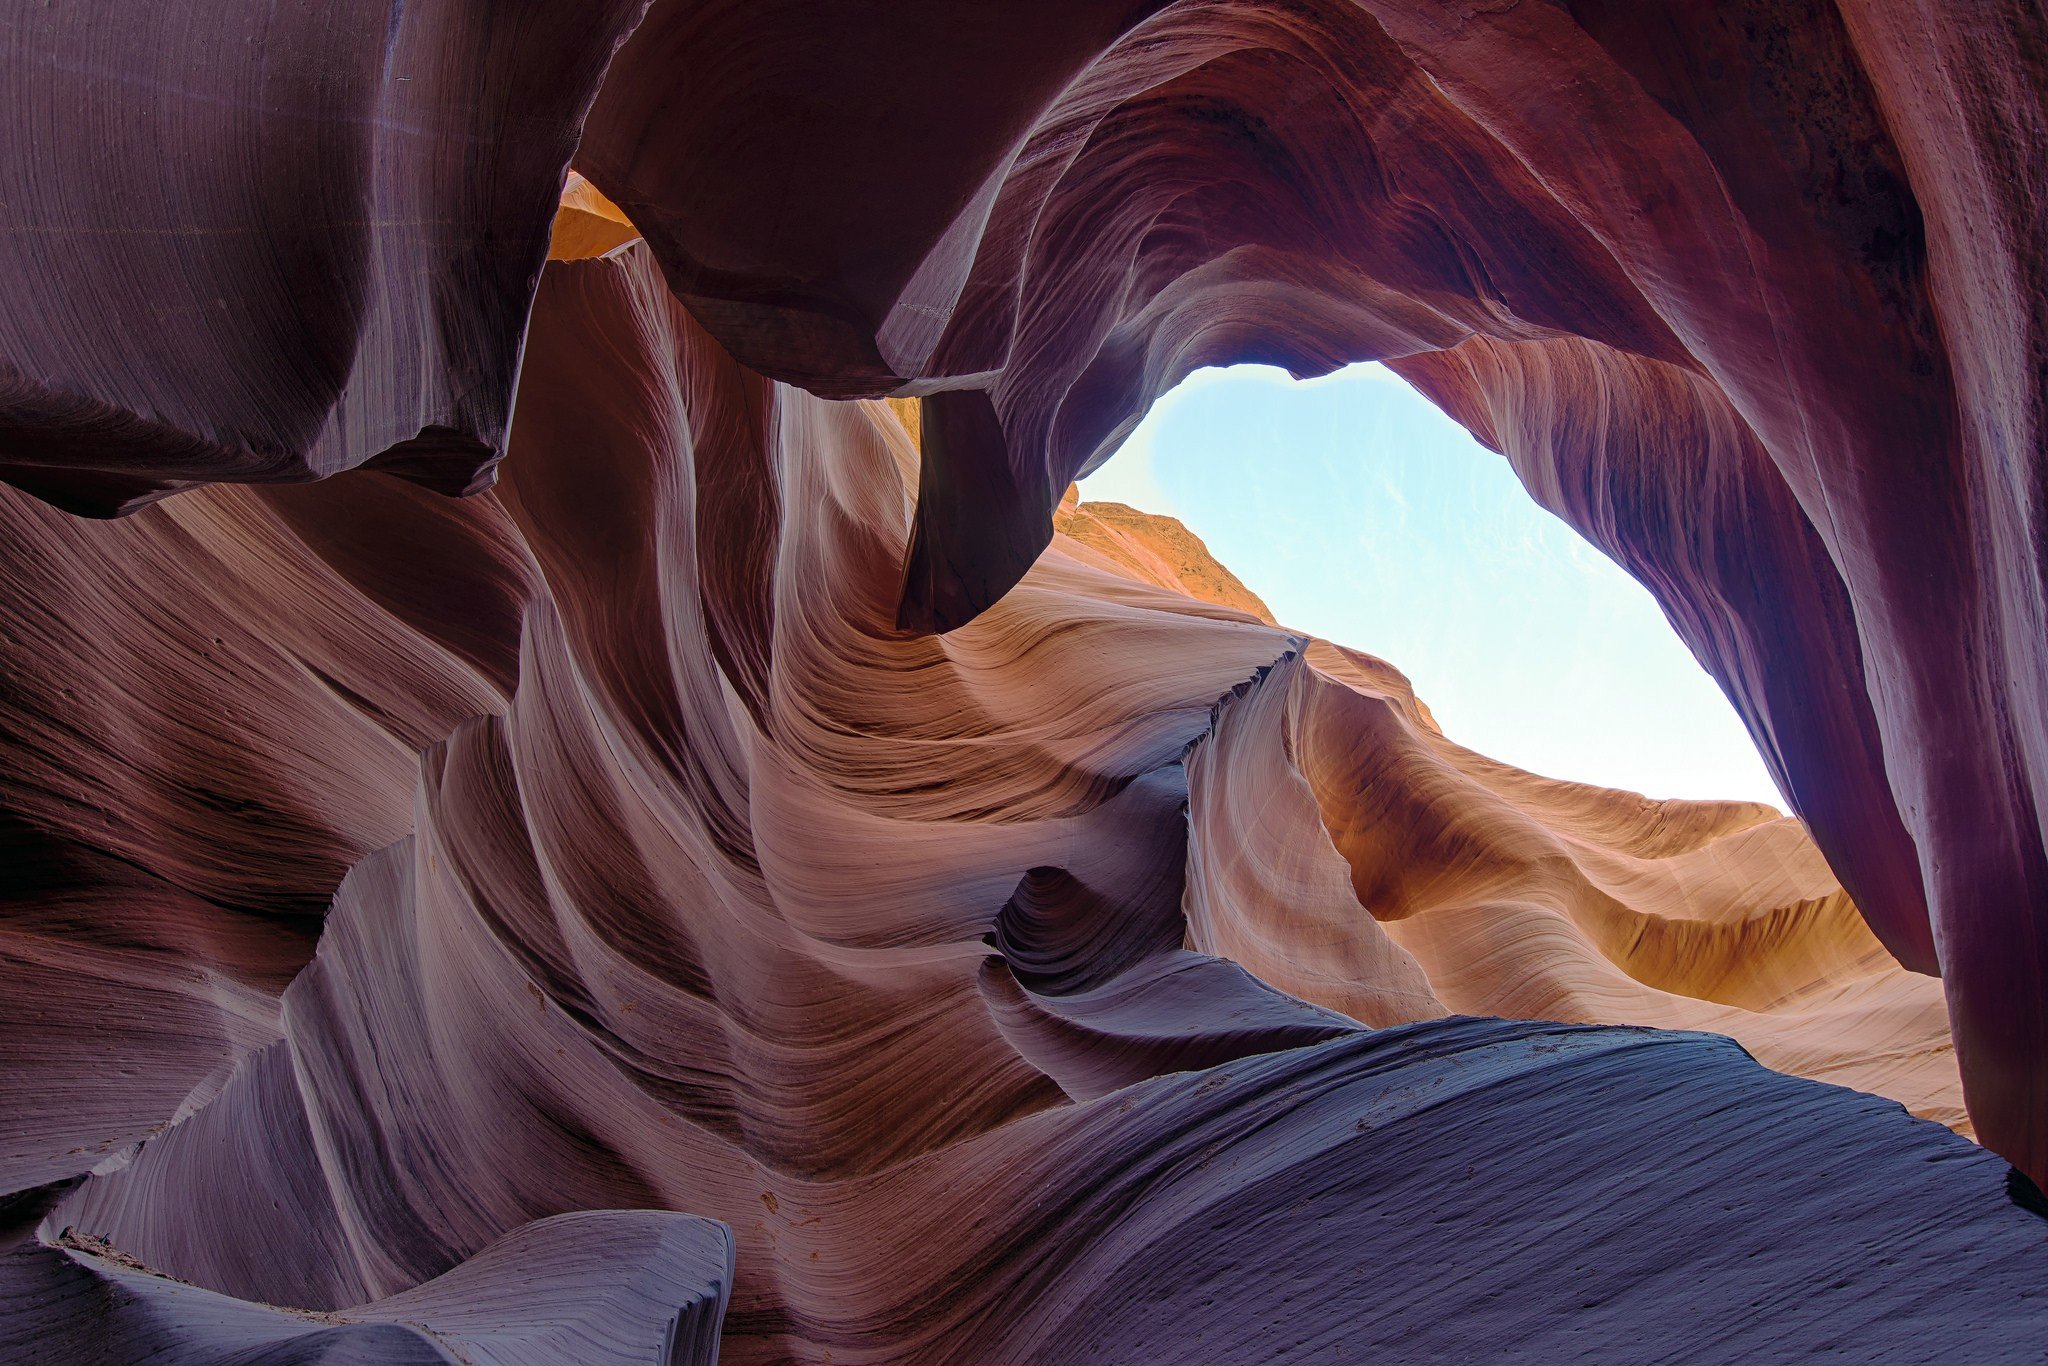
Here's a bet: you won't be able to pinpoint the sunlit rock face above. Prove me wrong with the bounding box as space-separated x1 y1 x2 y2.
1054 486 1278 626
4 3 2048 1359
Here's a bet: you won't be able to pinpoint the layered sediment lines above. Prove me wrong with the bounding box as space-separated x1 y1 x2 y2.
4 237 2042 1357
568 0 2048 1187
0 1 651 510
1189 643 1964 1131
7 3 2048 1355
0 1214 733 1366
7 2 2039 1184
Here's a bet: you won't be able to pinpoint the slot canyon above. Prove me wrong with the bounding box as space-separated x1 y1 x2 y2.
2 2 2047 1360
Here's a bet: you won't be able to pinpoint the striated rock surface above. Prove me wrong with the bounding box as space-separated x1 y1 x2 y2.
568 0 2048 1191
5 3 2048 1357
0 1213 732 1366
0 1 650 511
1190 643 1965 1132
5 235 2043 1357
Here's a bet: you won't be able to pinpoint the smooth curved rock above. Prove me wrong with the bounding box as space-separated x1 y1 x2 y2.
1190 643 1966 1133
6 237 2034 1358
7 0 2043 1186
0 465 529 1195
0 0 649 511
566 0 2048 1186
0 1210 733 1365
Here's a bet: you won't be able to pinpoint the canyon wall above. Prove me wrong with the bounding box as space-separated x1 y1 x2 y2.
570 0 2048 1192
4 2 2048 1358
3 235 2040 1360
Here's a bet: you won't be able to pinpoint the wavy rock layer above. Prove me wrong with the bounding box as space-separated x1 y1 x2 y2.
570 0 2048 1187
0 1213 732 1366
1190 644 1963 1131
0 1 651 510
5 237 2041 1357
8 2 2038 1185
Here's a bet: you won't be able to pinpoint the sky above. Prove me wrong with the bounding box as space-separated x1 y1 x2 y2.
1078 362 1786 808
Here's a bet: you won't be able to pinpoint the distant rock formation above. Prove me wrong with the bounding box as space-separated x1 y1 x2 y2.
1054 487 1278 625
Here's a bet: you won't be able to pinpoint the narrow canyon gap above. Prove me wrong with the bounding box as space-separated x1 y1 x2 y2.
1079 361 1790 808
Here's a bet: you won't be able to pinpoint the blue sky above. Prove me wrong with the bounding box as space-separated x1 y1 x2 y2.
1078 363 1785 807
